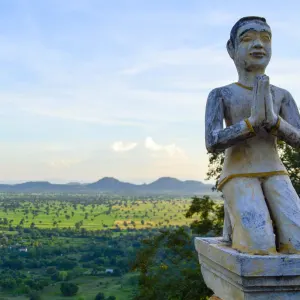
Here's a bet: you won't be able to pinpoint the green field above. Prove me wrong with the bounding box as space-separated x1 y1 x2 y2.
0 275 136 300
0 195 197 230
0 194 210 300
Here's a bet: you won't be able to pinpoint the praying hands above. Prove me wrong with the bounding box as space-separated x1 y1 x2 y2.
249 75 278 131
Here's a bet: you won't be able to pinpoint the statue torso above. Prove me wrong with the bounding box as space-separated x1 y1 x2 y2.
218 83 287 185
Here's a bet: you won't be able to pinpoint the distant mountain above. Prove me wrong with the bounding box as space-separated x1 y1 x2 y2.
87 177 138 192
147 177 182 189
14 181 53 190
0 177 215 196
146 177 208 193
0 184 11 192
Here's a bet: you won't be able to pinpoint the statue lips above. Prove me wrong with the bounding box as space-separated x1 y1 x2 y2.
250 51 266 58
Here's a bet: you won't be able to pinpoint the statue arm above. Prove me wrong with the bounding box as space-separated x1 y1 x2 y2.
275 90 300 147
205 88 256 153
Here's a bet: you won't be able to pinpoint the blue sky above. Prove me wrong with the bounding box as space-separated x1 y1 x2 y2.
1 0 300 183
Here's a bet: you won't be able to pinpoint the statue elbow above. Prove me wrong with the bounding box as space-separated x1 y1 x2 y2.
206 142 216 153
206 140 225 154
206 133 223 153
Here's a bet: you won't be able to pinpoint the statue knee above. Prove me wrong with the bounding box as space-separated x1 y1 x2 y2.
240 209 271 231
231 208 276 254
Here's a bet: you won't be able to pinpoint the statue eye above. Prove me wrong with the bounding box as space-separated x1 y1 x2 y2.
241 36 252 42
262 35 271 42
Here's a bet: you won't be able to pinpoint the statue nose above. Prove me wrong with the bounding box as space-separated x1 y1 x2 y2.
254 44 263 49
253 39 264 48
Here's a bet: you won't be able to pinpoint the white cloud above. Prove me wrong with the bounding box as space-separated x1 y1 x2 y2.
145 137 186 158
111 141 138 152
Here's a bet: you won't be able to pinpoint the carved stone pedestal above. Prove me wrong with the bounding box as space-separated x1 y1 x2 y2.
195 237 300 300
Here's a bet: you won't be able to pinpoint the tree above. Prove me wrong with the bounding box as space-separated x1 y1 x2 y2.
46 266 57 275
131 227 212 300
56 258 77 270
60 282 79 296
75 221 83 230
185 196 224 236
58 271 68 281
278 142 300 194
0 234 8 246
94 292 105 300
111 268 121 277
0 278 17 290
206 151 225 191
29 291 42 300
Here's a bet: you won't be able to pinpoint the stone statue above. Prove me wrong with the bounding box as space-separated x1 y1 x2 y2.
205 16 300 255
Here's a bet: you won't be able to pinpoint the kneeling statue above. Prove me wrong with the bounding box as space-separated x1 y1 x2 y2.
205 16 300 254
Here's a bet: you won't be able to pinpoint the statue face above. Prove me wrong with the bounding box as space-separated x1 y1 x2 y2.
233 21 272 71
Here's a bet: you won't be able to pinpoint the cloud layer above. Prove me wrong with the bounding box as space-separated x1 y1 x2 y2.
145 137 186 158
112 141 138 152
1 1 300 182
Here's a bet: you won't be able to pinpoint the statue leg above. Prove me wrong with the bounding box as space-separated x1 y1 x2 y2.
223 202 232 242
263 175 300 253
222 177 276 254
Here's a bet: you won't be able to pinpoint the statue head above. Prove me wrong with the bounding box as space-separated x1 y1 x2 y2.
227 16 272 72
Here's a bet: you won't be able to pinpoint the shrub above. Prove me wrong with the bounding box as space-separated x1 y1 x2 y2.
94 292 105 300
29 291 42 300
60 282 79 296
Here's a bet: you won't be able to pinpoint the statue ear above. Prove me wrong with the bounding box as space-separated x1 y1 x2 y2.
226 40 235 60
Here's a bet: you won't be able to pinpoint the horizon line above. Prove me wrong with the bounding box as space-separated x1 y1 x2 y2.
0 176 212 186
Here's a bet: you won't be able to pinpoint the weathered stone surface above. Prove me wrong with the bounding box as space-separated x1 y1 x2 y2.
196 237 300 300
198 14 300 300
205 15 300 255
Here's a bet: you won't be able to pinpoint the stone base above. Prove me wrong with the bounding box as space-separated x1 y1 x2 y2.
195 237 300 300
210 296 223 300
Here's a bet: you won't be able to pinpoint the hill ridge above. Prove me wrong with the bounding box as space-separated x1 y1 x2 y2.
0 177 214 195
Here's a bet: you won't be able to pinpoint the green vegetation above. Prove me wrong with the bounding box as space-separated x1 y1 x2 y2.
0 194 203 299
278 142 300 194
0 220 152 299
0 194 198 231
60 282 79 296
131 196 223 300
